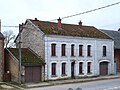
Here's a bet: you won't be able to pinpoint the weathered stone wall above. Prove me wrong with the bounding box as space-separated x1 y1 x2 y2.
16 20 45 59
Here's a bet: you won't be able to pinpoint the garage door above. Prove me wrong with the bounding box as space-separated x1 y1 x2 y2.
100 62 108 75
25 66 42 82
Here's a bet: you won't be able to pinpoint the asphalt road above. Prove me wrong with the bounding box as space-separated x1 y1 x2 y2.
27 78 120 90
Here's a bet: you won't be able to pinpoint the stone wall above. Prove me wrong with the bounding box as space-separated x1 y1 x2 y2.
16 20 45 59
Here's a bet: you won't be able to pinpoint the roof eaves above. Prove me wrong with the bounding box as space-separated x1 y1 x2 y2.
99 29 113 40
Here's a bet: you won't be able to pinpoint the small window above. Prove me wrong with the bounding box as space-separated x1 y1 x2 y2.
62 63 66 75
79 45 83 56
51 63 56 76
103 46 106 57
87 62 91 74
51 44 56 56
61 44 66 56
87 45 91 56
71 44 74 56
79 62 83 74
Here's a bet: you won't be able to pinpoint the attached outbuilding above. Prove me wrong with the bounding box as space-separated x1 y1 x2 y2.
4 48 45 83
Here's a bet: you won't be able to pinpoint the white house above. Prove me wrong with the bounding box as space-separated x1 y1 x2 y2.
15 18 114 81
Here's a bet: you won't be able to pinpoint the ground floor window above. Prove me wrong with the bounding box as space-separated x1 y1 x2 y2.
79 62 83 74
51 63 56 76
87 62 91 74
62 63 66 76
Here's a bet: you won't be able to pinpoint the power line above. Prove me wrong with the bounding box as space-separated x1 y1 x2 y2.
100 22 120 28
50 1 120 21
2 25 19 28
1 1 120 28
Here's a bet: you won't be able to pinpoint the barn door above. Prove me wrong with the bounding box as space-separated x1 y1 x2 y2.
100 62 108 75
25 66 42 82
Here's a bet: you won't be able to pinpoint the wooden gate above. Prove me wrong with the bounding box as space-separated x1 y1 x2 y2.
100 62 108 75
25 66 42 82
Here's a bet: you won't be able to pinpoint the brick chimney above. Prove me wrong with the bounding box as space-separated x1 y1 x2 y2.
35 18 38 21
57 17 61 28
33 18 39 26
79 20 83 28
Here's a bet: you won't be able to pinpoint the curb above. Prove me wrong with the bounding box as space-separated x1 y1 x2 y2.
3 82 24 90
25 75 120 88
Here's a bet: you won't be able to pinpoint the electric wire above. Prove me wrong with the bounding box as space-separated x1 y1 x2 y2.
50 1 120 21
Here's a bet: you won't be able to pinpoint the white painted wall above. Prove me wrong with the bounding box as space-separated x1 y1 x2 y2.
44 35 114 80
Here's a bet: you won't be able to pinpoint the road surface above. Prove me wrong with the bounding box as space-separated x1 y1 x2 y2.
26 78 120 90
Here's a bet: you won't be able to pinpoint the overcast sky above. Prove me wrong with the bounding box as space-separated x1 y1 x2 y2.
0 0 120 34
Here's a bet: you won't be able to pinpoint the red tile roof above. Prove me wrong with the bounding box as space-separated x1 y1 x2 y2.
30 19 111 39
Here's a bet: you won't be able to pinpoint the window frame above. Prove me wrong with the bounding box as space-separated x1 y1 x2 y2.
79 45 83 56
103 46 107 57
87 45 91 57
51 43 56 56
71 44 75 56
87 62 91 74
79 62 83 74
61 63 66 76
51 63 56 76
61 44 66 56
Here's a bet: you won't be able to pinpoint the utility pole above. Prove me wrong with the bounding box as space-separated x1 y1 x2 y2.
18 24 22 84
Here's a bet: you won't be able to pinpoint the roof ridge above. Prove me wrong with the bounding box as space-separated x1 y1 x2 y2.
30 19 95 27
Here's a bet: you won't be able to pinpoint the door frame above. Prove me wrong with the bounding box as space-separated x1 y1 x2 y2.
99 61 109 75
71 61 75 78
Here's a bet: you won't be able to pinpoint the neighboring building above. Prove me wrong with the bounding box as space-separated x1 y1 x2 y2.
4 48 45 82
0 19 4 81
101 29 120 73
15 18 114 81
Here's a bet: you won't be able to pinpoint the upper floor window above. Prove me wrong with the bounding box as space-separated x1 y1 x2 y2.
51 44 56 56
61 44 66 56
71 44 75 56
51 63 56 76
79 45 83 56
103 46 106 57
87 45 91 56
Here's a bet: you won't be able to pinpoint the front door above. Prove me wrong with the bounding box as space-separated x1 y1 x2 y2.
71 62 75 78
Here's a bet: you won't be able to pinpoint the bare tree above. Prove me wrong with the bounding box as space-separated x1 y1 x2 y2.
2 30 16 48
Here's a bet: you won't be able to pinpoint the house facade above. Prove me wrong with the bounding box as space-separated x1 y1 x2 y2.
0 19 4 81
101 29 120 73
15 18 114 81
